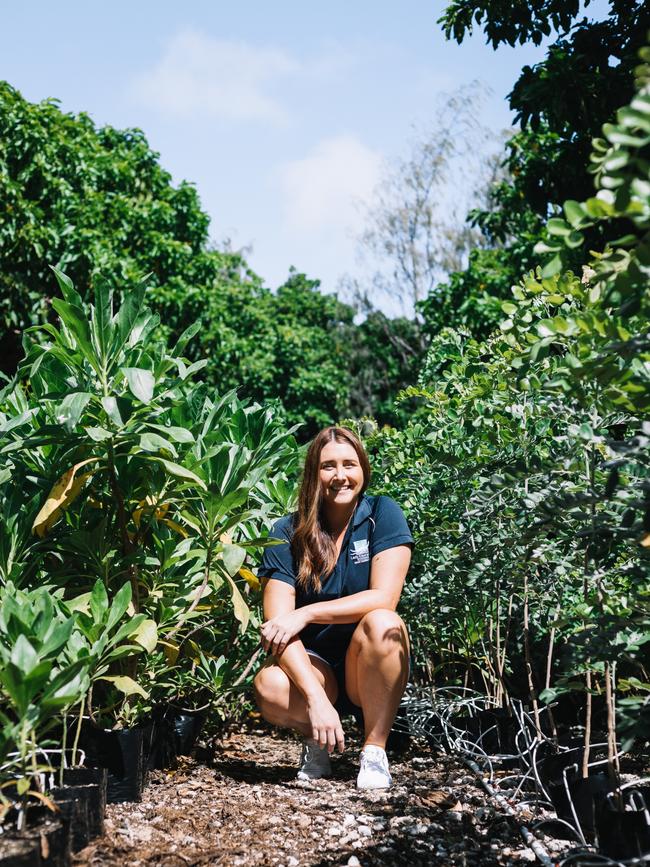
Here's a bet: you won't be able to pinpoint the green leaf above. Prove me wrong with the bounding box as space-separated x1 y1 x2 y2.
85 426 113 442
98 675 148 698
122 367 155 404
50 266 84 308
147 424 195 444
139 432 178 457
101 396 123 427
11 635 38 675
89 580 108 624
51 298 97 371
151 458 207 490
172 320 202 356
547 218 572 237
54 392 92 431
223 544 246 577
540 254 563 279
564 200 588 227
105 582 133 633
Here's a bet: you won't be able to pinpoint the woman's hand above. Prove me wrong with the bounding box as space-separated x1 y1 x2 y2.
260 608 308 656
306 693 345 753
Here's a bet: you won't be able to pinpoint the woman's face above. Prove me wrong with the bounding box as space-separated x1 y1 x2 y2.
318 440 365 508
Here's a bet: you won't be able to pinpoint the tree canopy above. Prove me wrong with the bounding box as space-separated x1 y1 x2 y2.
424 0 650 339
0 82 422 437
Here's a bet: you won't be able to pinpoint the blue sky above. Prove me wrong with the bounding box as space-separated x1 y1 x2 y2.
1 2 593 306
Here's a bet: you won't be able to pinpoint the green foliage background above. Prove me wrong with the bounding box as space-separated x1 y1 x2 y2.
0 82 422 439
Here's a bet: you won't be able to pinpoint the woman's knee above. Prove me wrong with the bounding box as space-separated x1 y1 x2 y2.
253 664 291 713
356 609 407 652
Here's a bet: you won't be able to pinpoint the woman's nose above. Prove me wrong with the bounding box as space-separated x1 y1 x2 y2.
334 465 346 480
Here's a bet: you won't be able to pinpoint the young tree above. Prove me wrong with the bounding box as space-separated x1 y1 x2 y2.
352 85 499 317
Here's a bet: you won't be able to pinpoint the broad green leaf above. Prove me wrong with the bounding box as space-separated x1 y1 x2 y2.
151 458 206 490
11 635 38 675
171 320 201 356
105 582 133 633
90 579 109 624
139 432 178 457
98 675 148 698
147 424 195 444
101 396 123 427
85 426 113 442
54 392 92 431
564 200 588 226
51 297 99 373
223 544 246 576
122 367 155 404
50 266 84 308
540 254 563 279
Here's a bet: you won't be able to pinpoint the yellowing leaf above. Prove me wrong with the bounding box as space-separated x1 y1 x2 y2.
133 496 170 528
32 458 100 536
239 567 261 592
162 518 188 538
160 639 180 666
98 675 148 698
130 618 158 653
227 575 250 633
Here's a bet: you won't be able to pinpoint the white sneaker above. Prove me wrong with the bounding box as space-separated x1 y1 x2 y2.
297 738 332 780
357 745 392 790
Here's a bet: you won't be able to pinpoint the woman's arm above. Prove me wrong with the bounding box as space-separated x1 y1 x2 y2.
306 545 411 623
261 579 345 751
261 545 412 655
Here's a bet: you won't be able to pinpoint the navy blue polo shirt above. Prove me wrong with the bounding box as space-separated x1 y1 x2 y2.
257 494 414 666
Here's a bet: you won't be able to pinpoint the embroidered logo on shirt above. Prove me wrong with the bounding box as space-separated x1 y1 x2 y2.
351 539 370 564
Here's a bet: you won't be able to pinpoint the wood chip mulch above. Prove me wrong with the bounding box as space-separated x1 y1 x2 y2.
72 727 559 866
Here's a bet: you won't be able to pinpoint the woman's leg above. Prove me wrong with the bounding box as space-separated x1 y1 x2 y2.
344 609 409 749
253 654 338 736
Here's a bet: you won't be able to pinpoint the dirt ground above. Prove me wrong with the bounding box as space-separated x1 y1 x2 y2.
73 726 559 867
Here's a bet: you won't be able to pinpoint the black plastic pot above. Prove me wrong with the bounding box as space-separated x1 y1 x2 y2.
51 790 90 853
147 705 205 768
459 708 515 756
596 787 650 860
61 767 107 837
548 765 613 843
173 709 205 756
149 709 177 770
0 838 42 867
106 728 144 803
2 809 70 867
139 720 156 788
78 721 145 803
539 742 584 788
77 722 124 776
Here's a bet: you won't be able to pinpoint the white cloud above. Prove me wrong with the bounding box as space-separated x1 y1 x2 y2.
131 30 299 122
277 135 382 235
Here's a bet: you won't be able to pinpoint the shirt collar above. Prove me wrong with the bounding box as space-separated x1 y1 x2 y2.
352 494 372 528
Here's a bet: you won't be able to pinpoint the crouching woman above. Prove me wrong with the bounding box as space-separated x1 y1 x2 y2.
253 426 413 789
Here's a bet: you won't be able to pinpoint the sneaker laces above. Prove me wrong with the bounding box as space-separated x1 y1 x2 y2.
360 747 388 774
300 739 330 769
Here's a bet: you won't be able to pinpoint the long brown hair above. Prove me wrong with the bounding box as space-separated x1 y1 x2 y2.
291 426 371 592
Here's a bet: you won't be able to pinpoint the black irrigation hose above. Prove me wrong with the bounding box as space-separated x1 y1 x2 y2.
396 685 650 867
462 755 554 867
